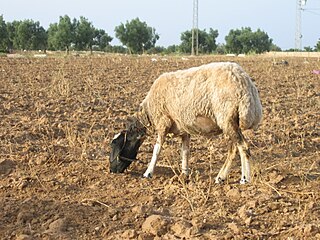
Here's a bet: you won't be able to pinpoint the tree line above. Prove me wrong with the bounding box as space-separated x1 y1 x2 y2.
1 15 319 54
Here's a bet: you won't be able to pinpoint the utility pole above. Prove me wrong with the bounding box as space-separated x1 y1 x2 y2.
295 0 307 50
192 0 199 55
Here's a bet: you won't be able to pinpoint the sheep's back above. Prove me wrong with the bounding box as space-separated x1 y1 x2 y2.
142 62 262 135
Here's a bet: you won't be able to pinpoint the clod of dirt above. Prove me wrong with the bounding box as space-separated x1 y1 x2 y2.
226 188 241 201
131 205 148 216
238 205 249 220
303 224 319 235
227 222 240 234
16 211 34 225
0 159 16 176
268 171 284 184
141 214 170 236
171 220 197 238
137 232 154 240
16 234 32 240
121 229 137 239
44 218 68 235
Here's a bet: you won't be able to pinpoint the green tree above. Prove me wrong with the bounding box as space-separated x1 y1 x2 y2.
12 20 47 50
225 27 272 54
47 23 58 50
315 39 320 52
15 20 33 50
115 18 159 54
225 29 242 54
55 15 75 53
30 22 47 50
74 16 95 52
0 15 8 52
7 21 21 51
304 46 314 52
93 29 112 51
179 28 219 54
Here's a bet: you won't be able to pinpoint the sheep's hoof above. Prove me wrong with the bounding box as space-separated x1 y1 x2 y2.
143 172 152 178
240 178 249 184
215 177 225 184
179 173 190 184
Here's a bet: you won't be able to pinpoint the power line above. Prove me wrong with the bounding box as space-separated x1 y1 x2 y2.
304 9 320 16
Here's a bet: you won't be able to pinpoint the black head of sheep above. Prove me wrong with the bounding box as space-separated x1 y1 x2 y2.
109 117 146 173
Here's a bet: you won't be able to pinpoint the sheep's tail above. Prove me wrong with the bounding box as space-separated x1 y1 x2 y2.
238 84 263 130
233 67 262 130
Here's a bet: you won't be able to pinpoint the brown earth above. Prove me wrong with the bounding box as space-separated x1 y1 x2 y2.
0 54 319 239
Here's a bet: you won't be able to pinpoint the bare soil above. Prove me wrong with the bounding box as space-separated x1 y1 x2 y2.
0 54 319 239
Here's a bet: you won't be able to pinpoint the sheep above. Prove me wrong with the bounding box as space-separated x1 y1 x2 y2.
110 62 262 184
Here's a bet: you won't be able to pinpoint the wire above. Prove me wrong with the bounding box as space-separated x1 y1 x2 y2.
304 9 320 16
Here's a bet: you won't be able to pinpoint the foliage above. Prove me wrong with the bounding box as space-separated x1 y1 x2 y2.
225 27 272 54
304 46 314 52
3 14 319 55
54 15 75 53
179 28 219 54
105 45 128 54
164 45 179 54
3 19 47 51
270 43 281 52
93 29 113 51
315 40 320 52
47 16 112 52
215 43 226 54
115 18 159 54
0 15 8 52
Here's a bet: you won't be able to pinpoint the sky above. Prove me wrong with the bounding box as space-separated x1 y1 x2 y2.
1 0 320 50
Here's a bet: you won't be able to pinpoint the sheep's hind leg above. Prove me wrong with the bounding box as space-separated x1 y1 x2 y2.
181 134 190 175
143 133 164 178
215 144 237 184
238 137 251 184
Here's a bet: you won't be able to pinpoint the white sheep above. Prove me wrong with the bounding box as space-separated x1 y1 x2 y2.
110 62 262 184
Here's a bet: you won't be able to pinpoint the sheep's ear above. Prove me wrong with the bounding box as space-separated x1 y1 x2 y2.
110 132 125 163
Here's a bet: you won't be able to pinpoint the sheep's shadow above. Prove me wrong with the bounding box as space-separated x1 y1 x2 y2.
128 166 177 179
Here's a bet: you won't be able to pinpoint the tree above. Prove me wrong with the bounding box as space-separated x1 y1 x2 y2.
6 21 20 51
47 23 58 50
55 15 75 53
74 16 95 52
13 20 47 50
0 15 8 52
225 27 272 54
15 20 33 50
30 21 47 50
115 18 159 54
316 39 320 52
179 28 219 54
93 29 112 51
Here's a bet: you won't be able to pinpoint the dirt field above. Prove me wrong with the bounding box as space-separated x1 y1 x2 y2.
0 54 319 239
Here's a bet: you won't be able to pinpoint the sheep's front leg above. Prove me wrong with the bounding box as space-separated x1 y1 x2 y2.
181 134 190 175
143 134 164 178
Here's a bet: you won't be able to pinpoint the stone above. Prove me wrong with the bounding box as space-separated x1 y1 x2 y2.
0 159 16 176
141 215 170 236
